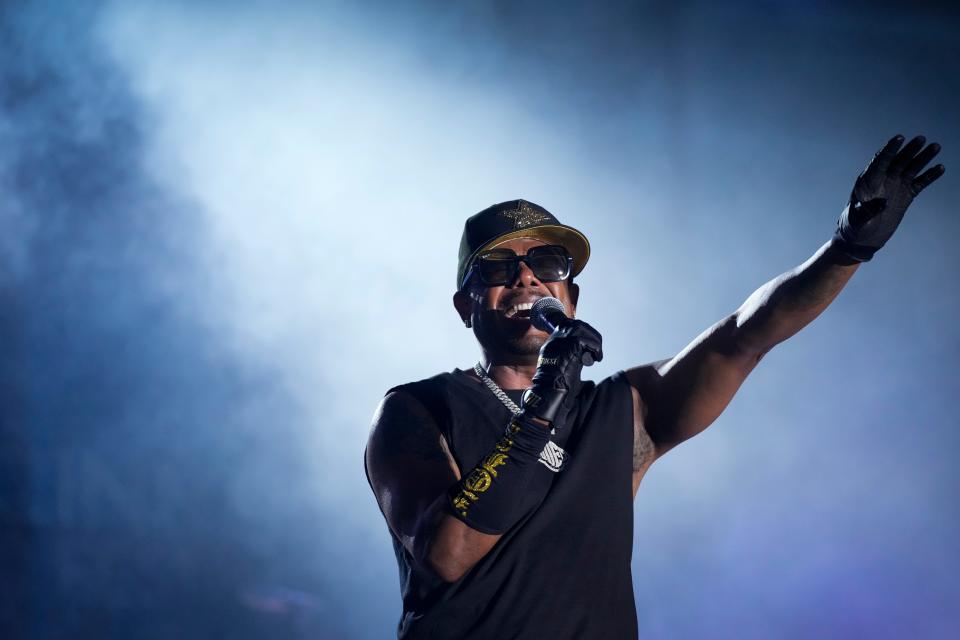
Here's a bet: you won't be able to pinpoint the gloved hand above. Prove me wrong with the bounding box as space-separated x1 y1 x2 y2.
833 134 945 262
520 319 603 426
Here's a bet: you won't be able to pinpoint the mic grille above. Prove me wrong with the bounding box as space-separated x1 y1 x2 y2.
530 296 566 333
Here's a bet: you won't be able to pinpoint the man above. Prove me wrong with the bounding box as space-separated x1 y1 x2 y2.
364 134 944 639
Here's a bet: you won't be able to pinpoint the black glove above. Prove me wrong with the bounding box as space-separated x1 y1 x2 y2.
833 134 945 262
520 319 603 426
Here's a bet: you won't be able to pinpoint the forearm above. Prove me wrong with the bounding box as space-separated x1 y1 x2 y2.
733 238 861 355
418 496 501 583
419 415 553 582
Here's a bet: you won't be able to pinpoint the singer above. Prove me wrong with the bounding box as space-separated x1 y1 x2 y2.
364 134 944 639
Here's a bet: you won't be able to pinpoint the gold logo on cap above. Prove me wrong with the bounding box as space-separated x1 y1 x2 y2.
499 200 550 229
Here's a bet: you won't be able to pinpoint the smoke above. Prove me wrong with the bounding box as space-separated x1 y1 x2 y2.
2 0 958 638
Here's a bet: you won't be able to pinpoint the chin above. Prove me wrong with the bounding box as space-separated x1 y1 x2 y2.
504 332 548 355
473 312 549 358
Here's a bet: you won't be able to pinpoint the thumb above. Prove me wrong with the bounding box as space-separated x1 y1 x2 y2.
849 198 887 227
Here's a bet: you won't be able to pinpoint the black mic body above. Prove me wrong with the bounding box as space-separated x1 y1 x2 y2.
530 297 596 366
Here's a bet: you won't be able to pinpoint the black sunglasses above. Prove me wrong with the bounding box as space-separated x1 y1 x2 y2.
462 244 573 289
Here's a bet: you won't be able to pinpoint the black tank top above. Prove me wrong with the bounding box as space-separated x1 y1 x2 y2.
381 367 637 640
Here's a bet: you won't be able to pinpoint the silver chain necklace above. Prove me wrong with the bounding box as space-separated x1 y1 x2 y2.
473 363 557 435
472 363 563 462
474 362 523 415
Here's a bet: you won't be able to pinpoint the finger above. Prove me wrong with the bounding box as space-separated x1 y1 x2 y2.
888 135 926 175
870 134 905 174
580 342 602 364
902 142 941 179
911 164 945 195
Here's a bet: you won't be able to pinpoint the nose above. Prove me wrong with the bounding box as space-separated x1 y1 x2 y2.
510 258 540 288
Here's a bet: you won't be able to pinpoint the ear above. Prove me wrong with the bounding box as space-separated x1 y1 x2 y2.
453 290 473 328
568 281 580 316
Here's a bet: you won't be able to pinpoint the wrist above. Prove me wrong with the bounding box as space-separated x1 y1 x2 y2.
446 415 552 534
520 385 567 425
830 230 875 263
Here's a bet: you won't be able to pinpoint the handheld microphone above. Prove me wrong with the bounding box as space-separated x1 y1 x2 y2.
530 297 596 366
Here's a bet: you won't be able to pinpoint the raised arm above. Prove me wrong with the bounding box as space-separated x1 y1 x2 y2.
626 239 858 460
626 134 945 466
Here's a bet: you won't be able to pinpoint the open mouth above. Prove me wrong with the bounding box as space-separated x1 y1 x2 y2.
502 301 534 319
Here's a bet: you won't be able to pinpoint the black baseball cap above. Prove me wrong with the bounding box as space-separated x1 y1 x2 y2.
457 199 590 290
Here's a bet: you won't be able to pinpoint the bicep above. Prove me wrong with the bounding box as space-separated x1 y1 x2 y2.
365 391 460 554
626 314 766 456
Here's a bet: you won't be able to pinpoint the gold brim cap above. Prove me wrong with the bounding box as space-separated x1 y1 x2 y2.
457 199 590 290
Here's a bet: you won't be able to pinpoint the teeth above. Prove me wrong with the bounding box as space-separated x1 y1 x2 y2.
504 302 535 318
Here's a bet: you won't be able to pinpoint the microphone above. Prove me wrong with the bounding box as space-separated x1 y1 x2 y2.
530 297 596 366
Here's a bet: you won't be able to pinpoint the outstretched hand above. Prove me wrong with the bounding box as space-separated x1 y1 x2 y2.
834 134 945 261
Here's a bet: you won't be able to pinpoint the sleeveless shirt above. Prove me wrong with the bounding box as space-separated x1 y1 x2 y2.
373 367 638 639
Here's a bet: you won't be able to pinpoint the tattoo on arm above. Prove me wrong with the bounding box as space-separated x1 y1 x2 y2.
633 419 655 472
629 383 657 473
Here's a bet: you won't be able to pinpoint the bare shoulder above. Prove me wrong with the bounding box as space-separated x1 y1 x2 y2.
622 358 670 400
365 389 460 548
366 390 454 468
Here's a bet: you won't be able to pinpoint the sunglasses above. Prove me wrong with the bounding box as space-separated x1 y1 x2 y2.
462 244 573 289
